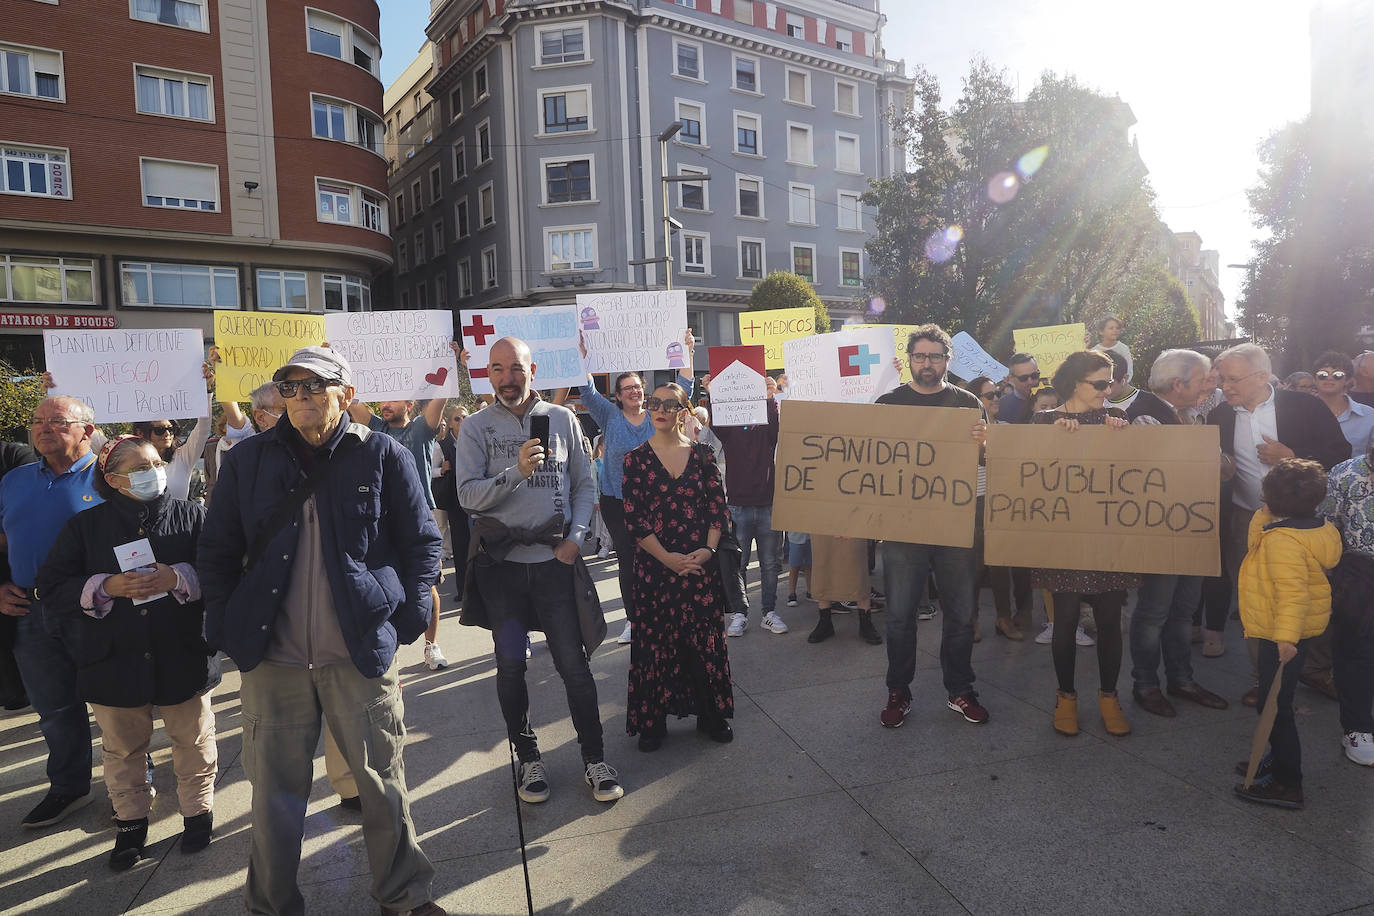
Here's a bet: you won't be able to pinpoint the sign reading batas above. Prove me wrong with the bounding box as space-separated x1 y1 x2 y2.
0 312 118 329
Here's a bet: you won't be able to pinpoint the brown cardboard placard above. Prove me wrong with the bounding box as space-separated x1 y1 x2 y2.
771 401 981 547
984 424 1221 576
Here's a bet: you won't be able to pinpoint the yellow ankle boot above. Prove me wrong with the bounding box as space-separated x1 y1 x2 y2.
1053 691 1079 736
1098 690 1131 737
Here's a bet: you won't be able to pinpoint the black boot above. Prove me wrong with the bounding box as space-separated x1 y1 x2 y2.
858 611 883 645
637 721 665 753
807 608 835 643
109 817 148 871
181 810 213 853
696 714 734 743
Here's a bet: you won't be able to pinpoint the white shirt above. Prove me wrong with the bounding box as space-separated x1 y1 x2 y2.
166 418 212 501
1092 341 1133 382
1230 386 1278 511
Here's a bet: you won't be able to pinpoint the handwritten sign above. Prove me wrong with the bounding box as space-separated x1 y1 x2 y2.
577 290 689 374
841 323 923 383
325 310 457 401
707 345 767 427
984 425 1221 576
771 401 981 546
949 331 1010 383
213 311 325 401
459 305 582 395
783 328 899 404
739 307 816 370
1013 323 1086 380
44 328 209 423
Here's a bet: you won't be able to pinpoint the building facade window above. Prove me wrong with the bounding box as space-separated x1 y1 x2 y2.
453 139 466 178
791 243 815 282
840 248 862 286
413 231 425 265
838 190 861 230
733 54 758 92
835 79 859 115
836 132 860 172
257 269 307 310
415 282 428 308
323 273 370 311
455 198 470 237
433 221 445 255
482 246 497 289
429 164 443 202
788 183 814 225
131 0 207 32
449 86 462 120
541 87 590 133
737 176 762 218
134 66 211 120
477 120 491 162
316 179 387 233
544 158 591 203
785 12 805 38
398 288 410 308
310 94 382 154
0 44 64 101
435 272 447 307
474 62 488 100
682 232 709 274
785 68 810 104
2 255 95 304
738 238 764 279
787 124 813 165
456 259 472 297
546 226 596 271
678 167 706 210
676 100 704 144
735 112 760 155
411 179 422 214
394 193 405 225
141 158 218 211
834 28 853 52
479 182 495 226
539 24 587 65
2 144 71 199
397 241 407 273
121 261 236 308
306 9 378 77
675 41 701 80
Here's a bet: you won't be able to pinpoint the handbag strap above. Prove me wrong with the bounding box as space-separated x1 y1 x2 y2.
244 436 357 571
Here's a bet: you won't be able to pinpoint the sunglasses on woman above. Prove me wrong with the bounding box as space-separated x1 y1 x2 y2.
1315 370 1347 381
1081 379 1111 391
644 397 685 413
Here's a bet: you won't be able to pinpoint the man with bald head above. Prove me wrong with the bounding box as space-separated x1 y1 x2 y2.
0 395 102 827
455 337 623 804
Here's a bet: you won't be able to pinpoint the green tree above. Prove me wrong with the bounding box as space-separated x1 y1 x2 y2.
0 359 44 440
1089 267 1200 387
747 271 831 332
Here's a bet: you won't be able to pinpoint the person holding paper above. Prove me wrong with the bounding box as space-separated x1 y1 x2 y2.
577 330 695 645
36 435 220 870
0 396 102 830
876 325 990 729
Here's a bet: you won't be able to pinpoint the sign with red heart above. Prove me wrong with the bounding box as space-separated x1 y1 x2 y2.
325 309 458 400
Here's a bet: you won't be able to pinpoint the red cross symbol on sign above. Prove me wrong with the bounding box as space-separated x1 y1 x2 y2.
462 314 496 346
742 319 762 336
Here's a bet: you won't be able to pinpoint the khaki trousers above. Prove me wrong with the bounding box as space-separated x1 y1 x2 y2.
92 691 216 820
322 722 357 798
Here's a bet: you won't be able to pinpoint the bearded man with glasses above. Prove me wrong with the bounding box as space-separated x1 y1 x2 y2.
998 352 1041 424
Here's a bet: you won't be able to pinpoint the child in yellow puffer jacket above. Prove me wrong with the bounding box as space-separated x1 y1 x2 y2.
1234 458 1344 810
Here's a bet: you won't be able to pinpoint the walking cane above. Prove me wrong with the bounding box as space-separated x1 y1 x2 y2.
1243 657 1288 789
507 741 536 916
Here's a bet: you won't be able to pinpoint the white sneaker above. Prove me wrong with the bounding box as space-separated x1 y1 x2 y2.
516 760 550 804
1075 626 1095 647
726 612 748 637
761 611 789 634
917 604 938 621
616 622 632 644
584 760 624 802
1035 622 1054 645
423 641 449 670
1344 732 1374 766
597 546 610 559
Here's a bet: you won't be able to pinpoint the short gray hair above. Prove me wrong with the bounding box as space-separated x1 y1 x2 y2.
39 395 94 425
1148 349 1211 393
1214 342 1271 377
249 381 283 411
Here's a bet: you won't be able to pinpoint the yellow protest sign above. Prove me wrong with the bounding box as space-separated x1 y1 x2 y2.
1013 322 1087 380
739 307 815 370
212 310 326 401
983 424 1221 576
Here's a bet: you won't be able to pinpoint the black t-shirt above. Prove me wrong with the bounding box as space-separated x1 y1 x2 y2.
876 382 985 417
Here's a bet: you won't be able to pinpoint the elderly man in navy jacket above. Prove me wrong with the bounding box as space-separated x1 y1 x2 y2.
198 347 445 916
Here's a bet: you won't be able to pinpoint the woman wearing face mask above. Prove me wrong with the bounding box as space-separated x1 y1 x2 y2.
35 436 220 871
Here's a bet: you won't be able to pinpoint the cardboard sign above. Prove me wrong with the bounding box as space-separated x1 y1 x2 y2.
842 323 922 383
783 328 899 404
44 328 209 423
771 401 981 546
459 305 582 395
707 345 767 427
738 307 816 370
212 311 325 401
325 310 457 401
577 290 689 374
1013 323 1087 380
949 331 1010 383
983 424 1221 576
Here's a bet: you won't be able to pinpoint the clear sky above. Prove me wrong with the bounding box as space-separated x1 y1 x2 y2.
378 1 1319 315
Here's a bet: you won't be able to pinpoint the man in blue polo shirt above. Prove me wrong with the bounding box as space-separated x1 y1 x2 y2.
0 395 103 828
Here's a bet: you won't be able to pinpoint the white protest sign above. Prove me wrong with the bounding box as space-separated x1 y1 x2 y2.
707 345 767 427
325 310 457 401
577 290 689 374
783 328 899 404
458 304 583 395
949 331 1009 383
44 328 208 423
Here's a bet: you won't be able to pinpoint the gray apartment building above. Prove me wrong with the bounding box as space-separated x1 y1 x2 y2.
384 0 911 361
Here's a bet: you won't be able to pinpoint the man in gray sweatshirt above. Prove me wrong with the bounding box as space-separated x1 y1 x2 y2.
455 337 624 804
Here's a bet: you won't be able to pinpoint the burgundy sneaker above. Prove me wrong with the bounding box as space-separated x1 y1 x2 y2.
947 693 989 724
880 688 912 728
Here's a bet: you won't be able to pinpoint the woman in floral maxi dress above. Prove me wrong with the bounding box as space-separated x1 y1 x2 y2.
622 382 734 752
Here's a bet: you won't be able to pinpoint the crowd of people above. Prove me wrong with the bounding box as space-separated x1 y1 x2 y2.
0 319 1372 914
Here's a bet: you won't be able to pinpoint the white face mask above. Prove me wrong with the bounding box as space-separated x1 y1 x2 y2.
123 466 167 501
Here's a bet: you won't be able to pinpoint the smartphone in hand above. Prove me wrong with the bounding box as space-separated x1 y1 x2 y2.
530 414 550 456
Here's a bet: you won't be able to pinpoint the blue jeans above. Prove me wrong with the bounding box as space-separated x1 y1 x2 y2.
882 541 977 697
1129 574 1203 691
729 504 779 616
475 557 604 763
13 598 92 797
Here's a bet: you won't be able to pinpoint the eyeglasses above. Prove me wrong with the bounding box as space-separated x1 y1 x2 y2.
977 391 997 402
1013 371 1041 383
1315 370 1348 381
908 352 949 364
1080 379 1112 391
617 384 644 395
275 377 338 397
31 417 83 429
644 397 684 413
147 425 176 436
1219 369 1265 387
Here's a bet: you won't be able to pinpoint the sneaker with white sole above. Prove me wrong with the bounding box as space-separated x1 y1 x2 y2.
516 760 550 804
1075 626 1095 647
917 604 938 621
1344 732 1374 766
786 594 798 607
1035 622 1054 645
616 622 632 644
584 760 624 802
423 642 449 670
726 612 748 637
761 611 789 634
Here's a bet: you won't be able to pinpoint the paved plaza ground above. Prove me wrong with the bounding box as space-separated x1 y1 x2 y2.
2 551 1373 915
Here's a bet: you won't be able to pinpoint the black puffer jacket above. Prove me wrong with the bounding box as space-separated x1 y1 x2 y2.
35 492 220 708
